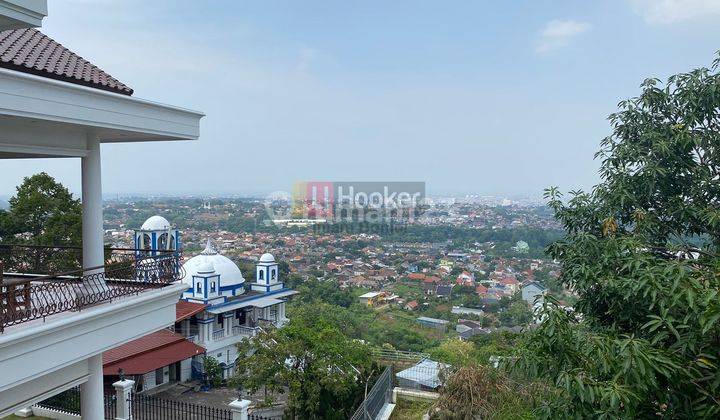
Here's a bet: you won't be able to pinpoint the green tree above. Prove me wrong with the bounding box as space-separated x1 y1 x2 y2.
499 301 532 327
0 172 81 245
0 173 82 272
203 356 223 388
513 58 720 418
231 303 378 419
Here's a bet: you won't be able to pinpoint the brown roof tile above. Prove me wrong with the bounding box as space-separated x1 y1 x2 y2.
0 28 133 95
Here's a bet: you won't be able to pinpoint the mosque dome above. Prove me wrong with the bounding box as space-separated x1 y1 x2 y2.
181 240 245 287
259 253 275 263
141 215 171 231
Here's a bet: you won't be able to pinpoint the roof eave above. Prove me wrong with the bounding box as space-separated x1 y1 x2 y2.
0 67 204 143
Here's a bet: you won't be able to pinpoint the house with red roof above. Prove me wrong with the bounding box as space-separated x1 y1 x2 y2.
102 301 207 392
456 271 475 286
407 273 426 281
499 277 520 293
404 300 419 311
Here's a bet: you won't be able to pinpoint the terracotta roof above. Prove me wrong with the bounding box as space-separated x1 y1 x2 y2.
103 329 205 375
176 301 207 323
0 28 133 95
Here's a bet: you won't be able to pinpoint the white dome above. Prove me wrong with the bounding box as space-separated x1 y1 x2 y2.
259 253 275 263
141 215 171 231
181 240 245 287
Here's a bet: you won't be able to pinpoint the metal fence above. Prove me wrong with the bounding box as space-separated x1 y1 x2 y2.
35 385 81 414
129 393 233 420
349 365 393 420
34 386 116 419
104 394 117 420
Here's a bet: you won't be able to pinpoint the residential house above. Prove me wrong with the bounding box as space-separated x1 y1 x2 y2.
456 271 475 286
404 300 419 311
436 284 454 299
522 281 547 305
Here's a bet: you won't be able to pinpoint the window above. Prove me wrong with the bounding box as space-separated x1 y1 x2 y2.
142 234 152 252
218 315 223 327
158 233 168 250
210 281 216 293
155 368 164 385
259 270 264 280
196 282 202 293
271 269 276 280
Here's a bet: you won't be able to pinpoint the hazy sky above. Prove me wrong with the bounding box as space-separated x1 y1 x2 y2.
3 0 720 198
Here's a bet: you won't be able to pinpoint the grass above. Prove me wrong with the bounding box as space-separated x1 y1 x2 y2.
390 398 434 420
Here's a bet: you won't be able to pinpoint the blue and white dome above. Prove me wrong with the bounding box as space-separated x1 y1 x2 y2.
181 240 245 287
259 253 275 263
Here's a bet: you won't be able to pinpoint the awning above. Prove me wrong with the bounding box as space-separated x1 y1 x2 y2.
207 296 284 314
103 330 205 376
175 301 207 322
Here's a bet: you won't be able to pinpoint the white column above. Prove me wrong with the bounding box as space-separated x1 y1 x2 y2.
113 378 135 420
81 354 104 420
82 135 106 286
224 313 233 336
228 399 251 420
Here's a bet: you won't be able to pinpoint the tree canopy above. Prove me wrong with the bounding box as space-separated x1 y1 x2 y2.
512 59 720 417
231 303 378 419
0 172 81 246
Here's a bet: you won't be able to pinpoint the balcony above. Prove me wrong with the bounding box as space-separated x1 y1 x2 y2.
0 244 188 415
0 245 183 333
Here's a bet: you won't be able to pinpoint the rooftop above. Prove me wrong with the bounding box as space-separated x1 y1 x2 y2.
103 329 205 375
0 28 133 95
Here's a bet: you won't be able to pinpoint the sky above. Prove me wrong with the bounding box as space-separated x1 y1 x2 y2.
2 0 720 198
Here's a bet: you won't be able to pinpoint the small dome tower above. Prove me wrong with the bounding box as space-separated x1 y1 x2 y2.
134 215 180 257
251 253 285 292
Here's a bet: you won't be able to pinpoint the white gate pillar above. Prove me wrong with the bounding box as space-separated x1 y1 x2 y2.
113 378 135 420
228 399 251 420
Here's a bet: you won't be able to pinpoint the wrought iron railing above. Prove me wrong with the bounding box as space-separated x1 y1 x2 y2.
0 245 183 333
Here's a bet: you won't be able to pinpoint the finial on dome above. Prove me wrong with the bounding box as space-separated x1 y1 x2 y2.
200 239 218 255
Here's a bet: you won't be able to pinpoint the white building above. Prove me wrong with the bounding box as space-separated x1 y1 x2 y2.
0 2 203 417
521 281 547 305
178 239 296 379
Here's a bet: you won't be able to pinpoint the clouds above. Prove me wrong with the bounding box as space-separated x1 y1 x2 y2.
536 20 592 54
632 0 720 24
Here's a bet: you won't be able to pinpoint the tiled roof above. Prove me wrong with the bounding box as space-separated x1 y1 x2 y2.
176 301 207 323
103 329 205 375
0 28 133 95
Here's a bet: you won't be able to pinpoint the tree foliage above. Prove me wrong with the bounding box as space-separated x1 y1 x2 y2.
512 59 720 418
0 172 81 245
231 303 378 419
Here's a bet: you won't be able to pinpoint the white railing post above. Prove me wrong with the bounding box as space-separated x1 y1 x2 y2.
229 399 251 420
113 378 135 420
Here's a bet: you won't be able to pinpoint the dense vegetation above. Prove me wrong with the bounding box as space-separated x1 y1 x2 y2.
509 59 720 418
232 303 379 419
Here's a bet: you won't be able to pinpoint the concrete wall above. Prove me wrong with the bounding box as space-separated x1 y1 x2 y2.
180 358 192 382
